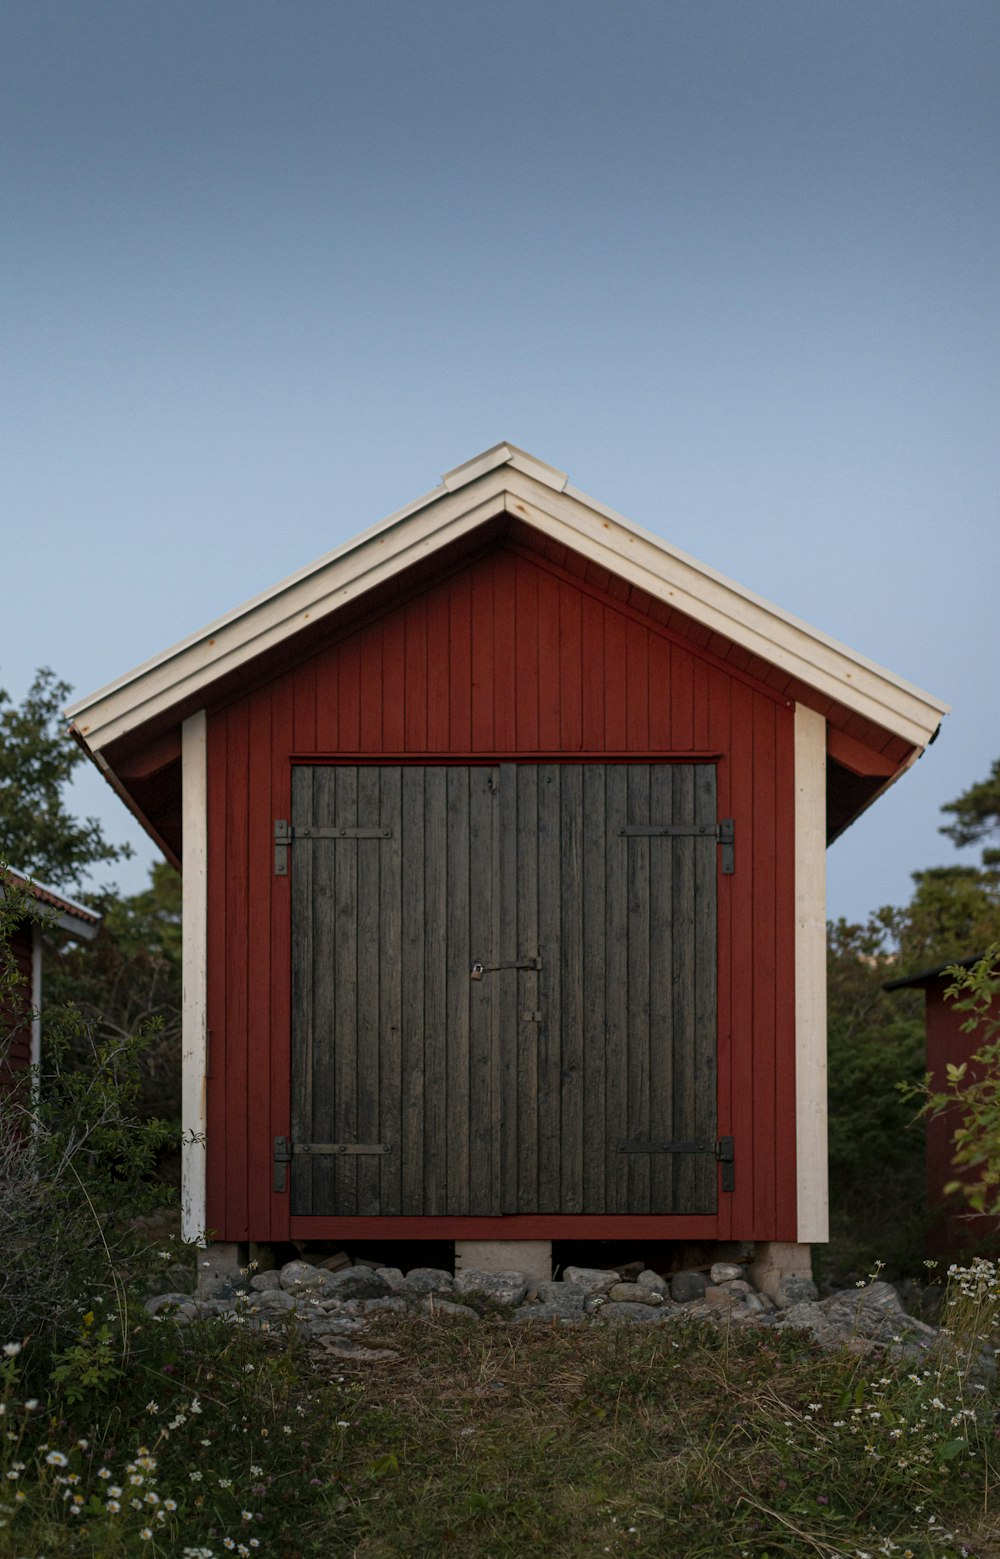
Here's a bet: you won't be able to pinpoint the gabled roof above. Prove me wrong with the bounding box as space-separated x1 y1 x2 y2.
68 441 948 759
1 869 101 938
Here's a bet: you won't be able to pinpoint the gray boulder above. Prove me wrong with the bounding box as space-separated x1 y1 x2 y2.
403 1266 455 1296
562 1265 619 1295
250 1270 283 1292
321 1266 390 1302
670 1269 707 1303
608 1283 664 1306
454 1269 528 1307
536 1282 587 1315
773 1274 819 1308
279 1260 327 1293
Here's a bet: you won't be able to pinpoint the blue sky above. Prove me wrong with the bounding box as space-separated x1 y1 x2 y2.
2 1 997 925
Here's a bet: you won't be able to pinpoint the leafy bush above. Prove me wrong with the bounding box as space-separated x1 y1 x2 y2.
0 873 174 1365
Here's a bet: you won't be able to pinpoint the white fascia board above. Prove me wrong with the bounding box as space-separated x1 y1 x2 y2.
67 445 948 757
69 478 512 752
509 473 948 748
442 441 568 493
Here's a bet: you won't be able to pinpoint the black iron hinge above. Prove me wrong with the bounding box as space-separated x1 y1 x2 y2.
273 1135 392 1192
273 819 392 875
620 819 735 875
616 1134 735 1192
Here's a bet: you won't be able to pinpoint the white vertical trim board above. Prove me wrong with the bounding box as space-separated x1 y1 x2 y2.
181 710 209 1246
794 703 829 1243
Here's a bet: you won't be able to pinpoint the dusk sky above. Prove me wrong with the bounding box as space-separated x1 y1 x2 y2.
2 2 997 927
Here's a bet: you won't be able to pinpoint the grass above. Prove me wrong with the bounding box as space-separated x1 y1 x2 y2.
0 1268 997 1559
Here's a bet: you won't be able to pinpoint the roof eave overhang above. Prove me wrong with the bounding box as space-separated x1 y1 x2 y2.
67 443 949 767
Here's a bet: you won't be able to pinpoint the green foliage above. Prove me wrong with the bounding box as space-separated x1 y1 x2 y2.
825 914 927 1272
0 878 175 1360
925 948 1000 1217
45 861 183 1119
828 753 1000 1275
940 755 1000 854
0 668 131 889
2 1291 997 1557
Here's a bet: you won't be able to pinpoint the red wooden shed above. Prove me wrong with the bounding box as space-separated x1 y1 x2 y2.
67 444 948 1280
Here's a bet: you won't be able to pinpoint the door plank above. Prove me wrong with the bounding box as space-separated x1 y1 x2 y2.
400 767 426 1214
581 764 608 1212
603 764 629 1214
332 766 359 1214
559 764 585 1213
468 767 496 1213
378 767 403 1215
648 764 675 1211
535 765 562 1210
423 766 448 1215
516 765 540 1214
355 766 382 1216
445 767 471 1215
626 765 652 1214
290 766 315 1215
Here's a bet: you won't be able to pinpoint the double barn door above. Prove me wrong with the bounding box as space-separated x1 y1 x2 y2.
289 762 720 1219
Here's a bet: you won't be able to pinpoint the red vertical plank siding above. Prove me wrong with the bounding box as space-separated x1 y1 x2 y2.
670 646 695 748
206 539 801 1243
404 597 428 751
338 635 361 752
447 570 472 753
381 611 406 752
647 635 670 751
580 594 605 750
535 570 561 748
559 581 583 752
425 594 451 750
470 568 494 751
602 609 628 750
515 561 539 750
727 681 756 1237
359 625 383 752
292 658 316 751
269 685 294 1242
625 621 649 750
707 666 733 1238
492 553 517 751
246 690 273 1238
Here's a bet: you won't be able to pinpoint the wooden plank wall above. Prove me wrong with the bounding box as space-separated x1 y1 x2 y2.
205 541 797 1244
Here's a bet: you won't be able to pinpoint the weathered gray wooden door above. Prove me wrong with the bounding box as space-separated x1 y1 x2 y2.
289 762 718 1217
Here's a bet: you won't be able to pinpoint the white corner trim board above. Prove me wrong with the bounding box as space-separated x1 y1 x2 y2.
795 704 829 1244
181 710 209 1246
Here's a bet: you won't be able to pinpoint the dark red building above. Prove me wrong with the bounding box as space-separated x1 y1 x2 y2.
1 869 100 1082
68 444 947 1283
886 955 1000 1256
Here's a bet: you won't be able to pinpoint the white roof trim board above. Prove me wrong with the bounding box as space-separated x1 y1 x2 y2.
68 442 948 755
